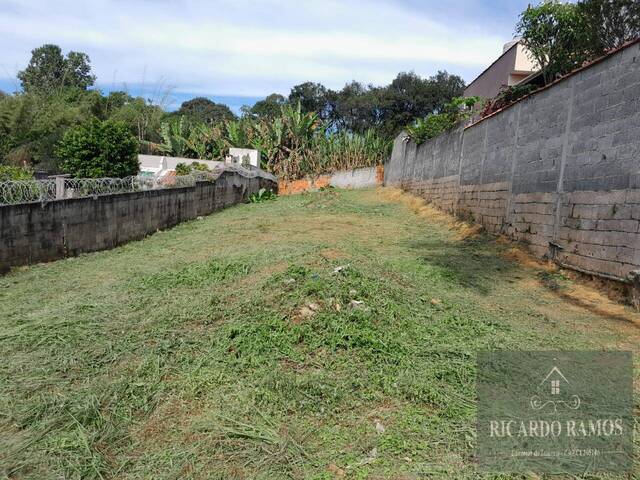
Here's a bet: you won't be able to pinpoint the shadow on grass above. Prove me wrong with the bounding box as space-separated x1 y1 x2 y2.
406 234 517 295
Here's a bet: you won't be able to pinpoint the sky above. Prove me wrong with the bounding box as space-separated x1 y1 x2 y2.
0 0 533 113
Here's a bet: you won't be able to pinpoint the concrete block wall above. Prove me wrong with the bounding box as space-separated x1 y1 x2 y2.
0 170 277 271
385 39 640 282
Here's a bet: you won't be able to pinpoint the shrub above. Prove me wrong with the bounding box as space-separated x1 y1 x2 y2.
175 161 210 176
0 165 34 181
56 119 139 178
480 84 538 118
405 96 481 144
249 188 277 203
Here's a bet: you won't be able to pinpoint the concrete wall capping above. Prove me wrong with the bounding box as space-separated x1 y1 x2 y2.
385 41 640 284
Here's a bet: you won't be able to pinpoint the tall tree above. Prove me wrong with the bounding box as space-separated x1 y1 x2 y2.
176 97 236 124
377 71 465 138
289 82 329 118
18 44 96 94
578 0 640 52
516 1 601 85
243 93 287 119
328 81 381 134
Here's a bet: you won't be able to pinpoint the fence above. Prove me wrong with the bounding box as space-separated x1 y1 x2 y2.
0 164 274 206
1 167 278 272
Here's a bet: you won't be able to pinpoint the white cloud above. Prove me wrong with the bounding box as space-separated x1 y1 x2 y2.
0 0 507 97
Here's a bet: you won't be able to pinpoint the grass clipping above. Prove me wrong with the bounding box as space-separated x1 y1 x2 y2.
379 187 640 323
378 187 482 240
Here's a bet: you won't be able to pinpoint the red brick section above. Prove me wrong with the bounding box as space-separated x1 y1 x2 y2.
278 165 385 195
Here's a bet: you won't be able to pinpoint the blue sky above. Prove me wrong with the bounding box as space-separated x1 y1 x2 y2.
0 0 533 112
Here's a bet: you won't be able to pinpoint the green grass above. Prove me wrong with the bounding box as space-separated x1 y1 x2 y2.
0 188 638 479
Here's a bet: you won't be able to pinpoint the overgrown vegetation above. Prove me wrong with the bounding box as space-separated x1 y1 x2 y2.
174 161 211 176
1 189 637 478
56 119 139 178
517 0 640 85
153 104 391 180
0 44 464 179
248 187 277 203
405 96 481 144
0 165 33 181
479 83 538 117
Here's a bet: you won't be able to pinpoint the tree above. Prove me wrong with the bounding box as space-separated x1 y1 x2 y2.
376 71 465 138
57 119 138 178
175 97 236 124
17 44 96 94
578 0 640 53
244 93 287 119
327 81 381 134
289 82 329 117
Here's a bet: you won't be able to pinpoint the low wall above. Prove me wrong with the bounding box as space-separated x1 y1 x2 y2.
386 39 640 283
0 170 276 272
278 165 384 194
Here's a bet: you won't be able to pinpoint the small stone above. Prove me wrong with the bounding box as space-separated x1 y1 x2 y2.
430 298 441 306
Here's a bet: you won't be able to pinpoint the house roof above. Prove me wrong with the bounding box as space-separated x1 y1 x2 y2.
464 40 521 93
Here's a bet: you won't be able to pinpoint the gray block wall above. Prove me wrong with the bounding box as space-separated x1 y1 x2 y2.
385 39 640 281
0 170 277 271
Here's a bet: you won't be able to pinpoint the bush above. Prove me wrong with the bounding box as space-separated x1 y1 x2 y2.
405 96 481 144
0 165 34 181
56 119 139 178
175 161 210 176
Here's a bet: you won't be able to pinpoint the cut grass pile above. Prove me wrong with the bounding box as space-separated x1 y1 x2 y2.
0 187 638 479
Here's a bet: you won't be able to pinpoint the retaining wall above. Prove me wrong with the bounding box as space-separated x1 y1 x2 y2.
386 39 640 282
0 170 276 271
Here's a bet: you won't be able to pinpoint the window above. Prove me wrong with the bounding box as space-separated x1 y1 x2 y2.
551 379 560 395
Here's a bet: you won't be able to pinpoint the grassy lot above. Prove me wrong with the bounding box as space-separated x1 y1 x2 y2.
1 188 638 479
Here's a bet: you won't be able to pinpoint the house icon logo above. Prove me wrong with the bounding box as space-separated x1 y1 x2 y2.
530 365 581 413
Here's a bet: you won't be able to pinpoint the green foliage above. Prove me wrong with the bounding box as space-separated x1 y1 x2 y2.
174 97 236 124
174 161 211 176
56 119 139 178
480 84 538 117
375 71 467 138
405 96 481 144
246 71 465 140
249 187 277 203
243 93 287 120
152 103 390 180
517 0 640 85
17 44 96 94
0 165 34 181
0 89 107 171
152 116 227 160
578 0 640 52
